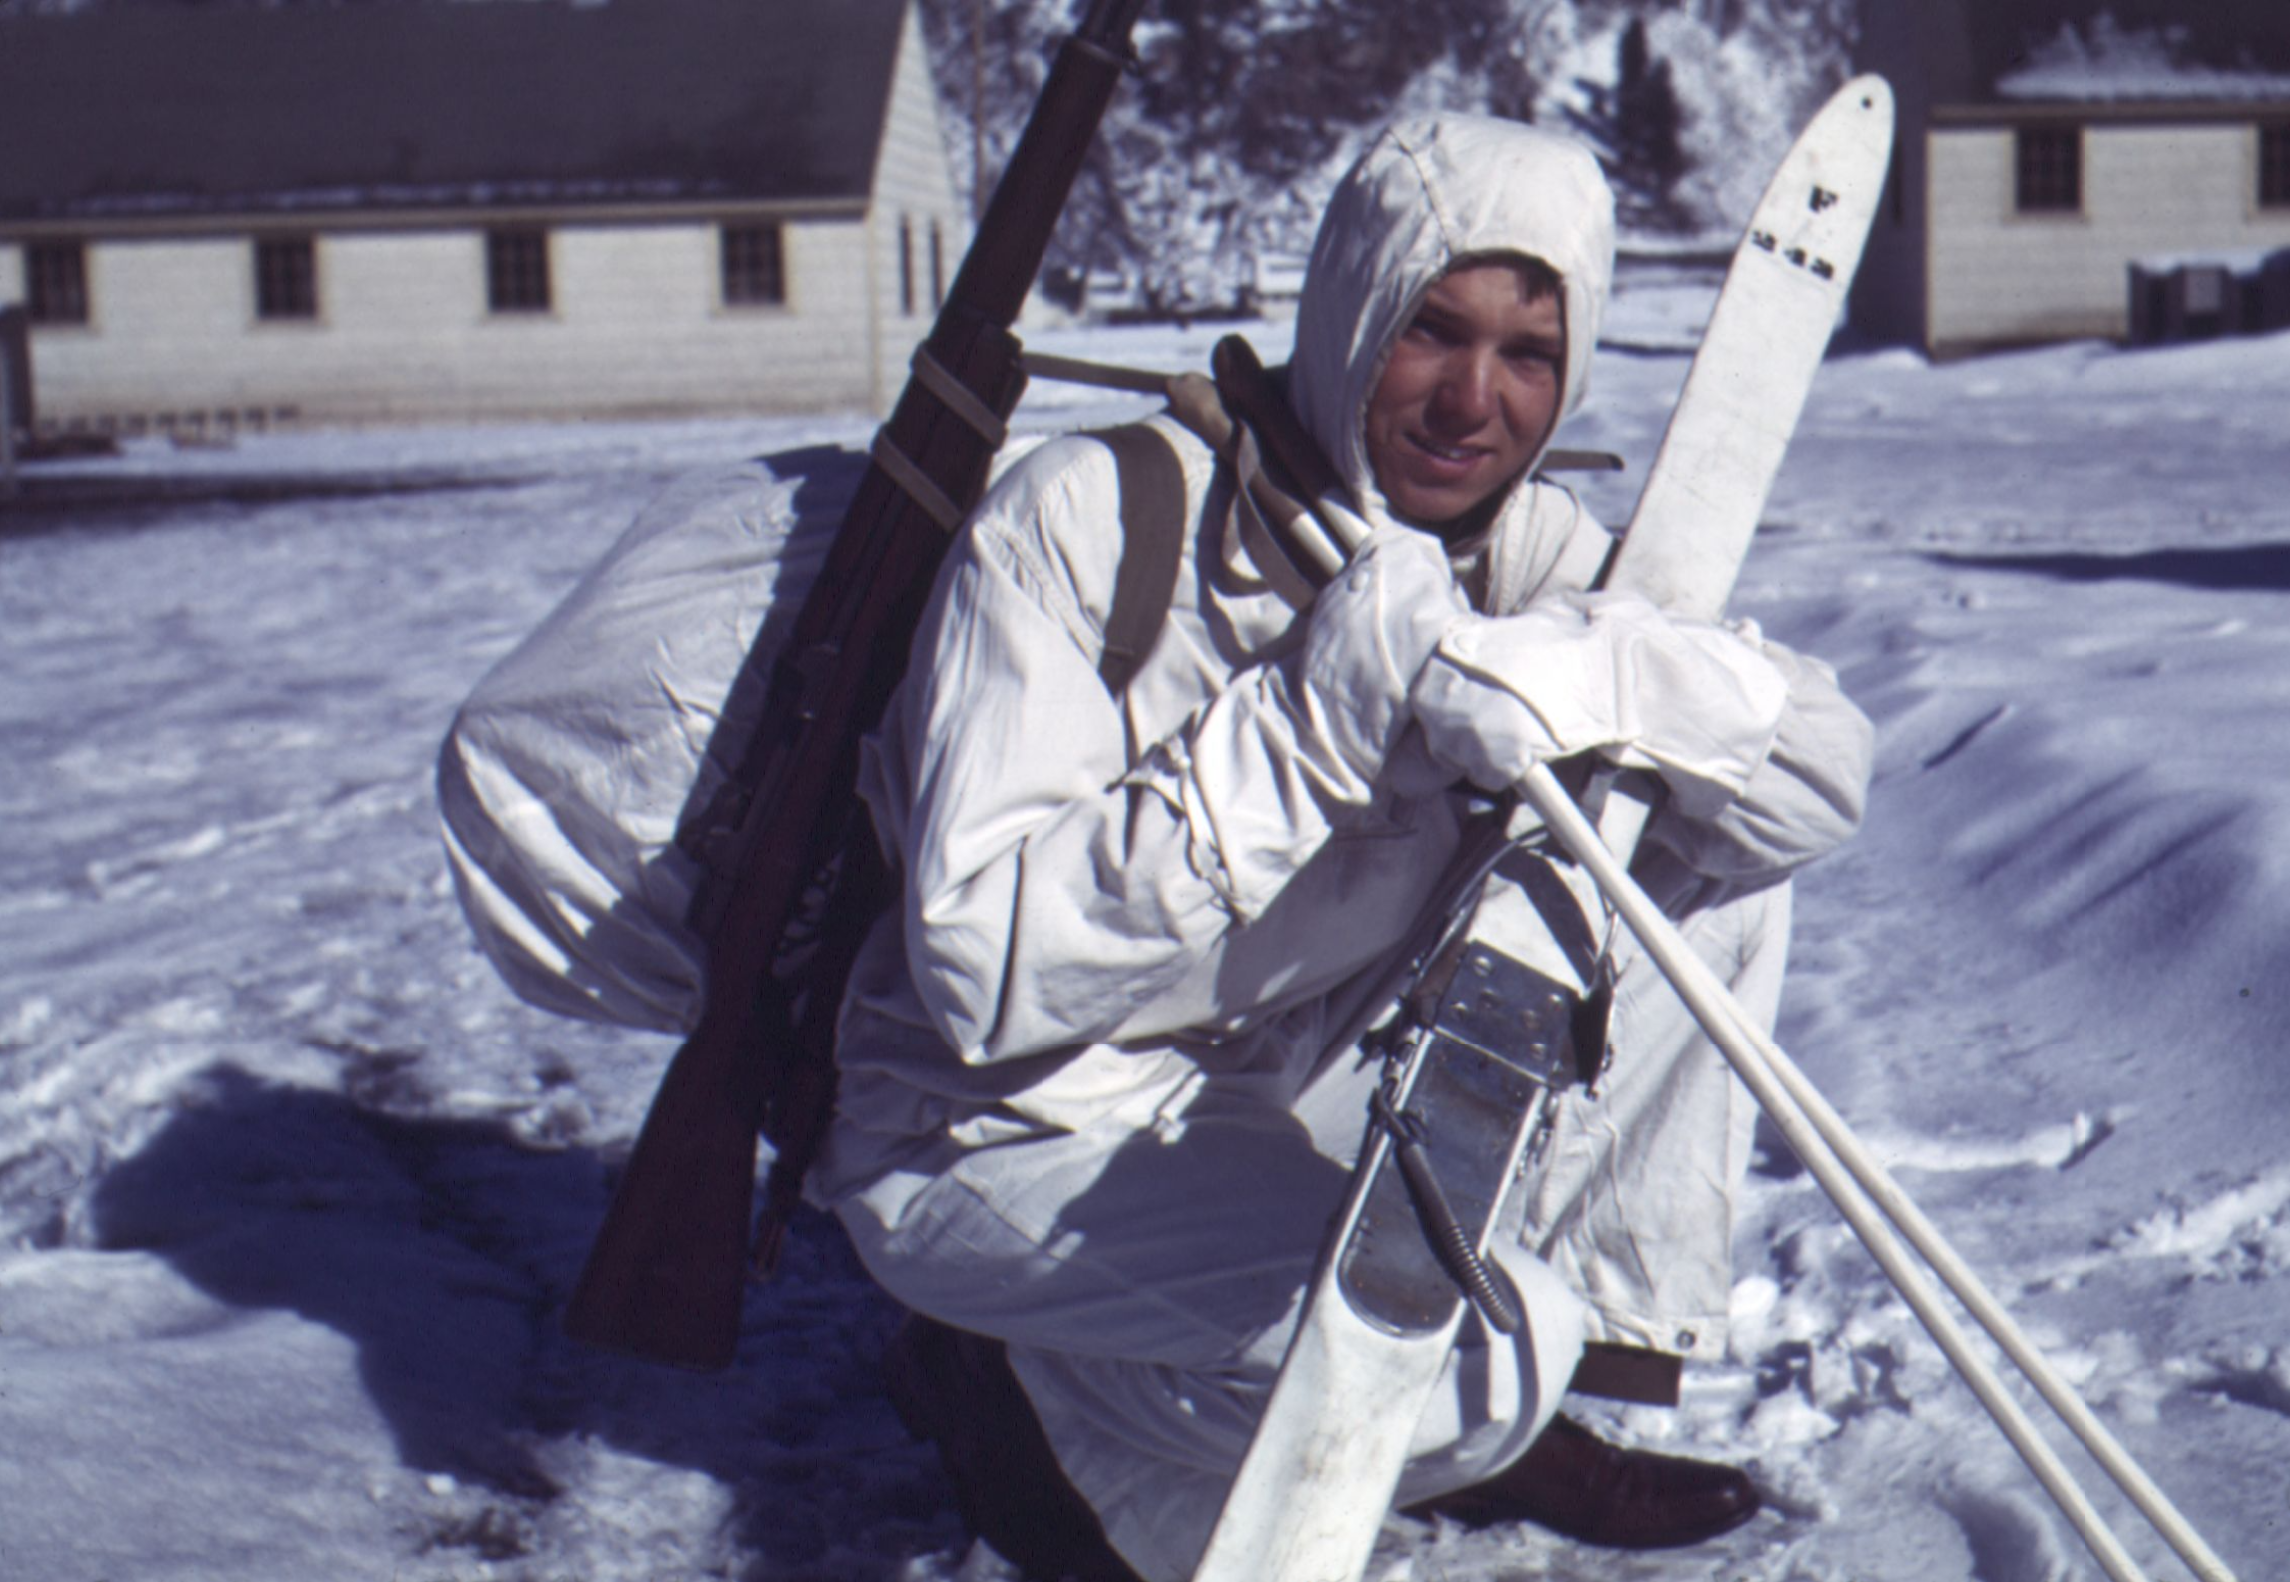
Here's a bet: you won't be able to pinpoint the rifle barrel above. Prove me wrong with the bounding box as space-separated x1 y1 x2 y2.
561 0 1158 1371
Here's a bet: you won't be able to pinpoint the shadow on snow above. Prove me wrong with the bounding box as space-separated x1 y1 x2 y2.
1926 541 2290 593
87 1060 954 1578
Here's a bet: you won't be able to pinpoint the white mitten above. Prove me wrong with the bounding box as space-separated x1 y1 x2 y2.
1131 528 1465 918
1409 591 1790 815
1288 526 1469 789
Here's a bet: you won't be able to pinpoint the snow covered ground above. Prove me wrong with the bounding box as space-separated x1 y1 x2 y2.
3 273 2286 1581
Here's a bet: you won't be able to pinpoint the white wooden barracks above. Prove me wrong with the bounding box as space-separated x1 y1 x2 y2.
1854 0 2290 357
0 0 966 434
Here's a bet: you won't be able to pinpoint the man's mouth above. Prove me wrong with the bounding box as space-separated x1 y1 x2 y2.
1404 433 1487 471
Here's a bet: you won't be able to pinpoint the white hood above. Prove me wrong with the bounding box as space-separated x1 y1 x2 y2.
1290 115 1615 538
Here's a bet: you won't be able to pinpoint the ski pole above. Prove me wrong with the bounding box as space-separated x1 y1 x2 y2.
1735 992 2240 1582
1196 299 2229 1581
1514 760 2238 1582
1252 461 2228 1578
1646 873 2242 1582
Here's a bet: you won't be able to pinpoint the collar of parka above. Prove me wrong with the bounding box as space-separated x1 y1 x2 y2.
1289 114 1615 574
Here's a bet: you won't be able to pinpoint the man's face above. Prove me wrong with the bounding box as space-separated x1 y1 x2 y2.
1362 260 1566 536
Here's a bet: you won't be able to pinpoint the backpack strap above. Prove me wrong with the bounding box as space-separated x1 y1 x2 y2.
1085 423 1188 695
1161 351 1329 613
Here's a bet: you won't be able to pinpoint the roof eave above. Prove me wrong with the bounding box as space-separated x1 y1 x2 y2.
0 192 872 242
1932 97 2290 128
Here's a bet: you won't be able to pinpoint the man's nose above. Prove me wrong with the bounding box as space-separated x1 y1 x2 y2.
1431 347 1496 425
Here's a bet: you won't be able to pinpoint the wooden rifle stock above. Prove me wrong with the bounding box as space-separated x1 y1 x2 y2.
563 0 1156 1370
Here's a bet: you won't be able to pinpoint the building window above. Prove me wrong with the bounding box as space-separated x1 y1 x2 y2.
720 223 786 306
486 227 552 314
2262 121 2290 209
899 216 915 317
254 235 319 320
24 240 89 325
2015 125 2082 214
929 219 946 310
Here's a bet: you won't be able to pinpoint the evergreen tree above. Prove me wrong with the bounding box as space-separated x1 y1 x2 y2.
918 0 1858 302
1563 15 1691 233
1615 19 1686 201
917 0 1527 310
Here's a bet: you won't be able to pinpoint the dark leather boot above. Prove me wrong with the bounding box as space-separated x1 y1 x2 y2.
882 1313 1144 1582
1406 1413 1760 1549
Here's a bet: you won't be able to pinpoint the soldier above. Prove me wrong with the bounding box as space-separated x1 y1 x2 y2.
816 114 1873 1581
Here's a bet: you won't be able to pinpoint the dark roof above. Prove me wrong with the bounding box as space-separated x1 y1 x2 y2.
0 0 912 225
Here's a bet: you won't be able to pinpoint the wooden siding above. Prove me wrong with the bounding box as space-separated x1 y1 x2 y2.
9 216 880 428
1928 120 2290 354
0 2 964 427
864 3 970 410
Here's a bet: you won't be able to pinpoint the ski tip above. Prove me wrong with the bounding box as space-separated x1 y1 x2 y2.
1840 73 1895 125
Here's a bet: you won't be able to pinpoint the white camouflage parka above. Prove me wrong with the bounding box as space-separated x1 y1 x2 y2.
818 114 1873 1577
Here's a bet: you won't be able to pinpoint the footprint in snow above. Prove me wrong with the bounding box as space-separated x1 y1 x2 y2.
1937 1483 2079 1582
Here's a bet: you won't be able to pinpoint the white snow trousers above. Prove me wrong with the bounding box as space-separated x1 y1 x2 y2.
840 875 1792 1582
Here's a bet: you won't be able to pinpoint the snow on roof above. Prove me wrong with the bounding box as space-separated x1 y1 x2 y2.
1996 12 2290 103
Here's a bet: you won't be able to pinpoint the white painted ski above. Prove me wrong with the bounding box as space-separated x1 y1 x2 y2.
1610 76 1896 619
1192 75 1895 1582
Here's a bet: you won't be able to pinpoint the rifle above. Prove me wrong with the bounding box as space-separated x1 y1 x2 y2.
563 0 1157 1370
